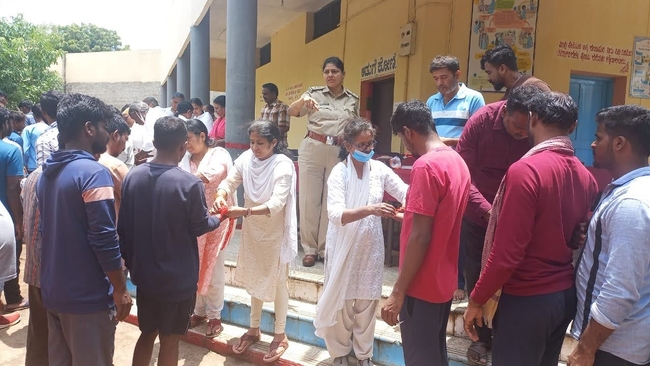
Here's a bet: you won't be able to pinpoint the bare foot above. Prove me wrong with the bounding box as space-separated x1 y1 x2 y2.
453 289 466 303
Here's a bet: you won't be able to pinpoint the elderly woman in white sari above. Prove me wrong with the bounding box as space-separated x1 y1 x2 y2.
314 118 408 366
214 120 297 363
179 119 236 338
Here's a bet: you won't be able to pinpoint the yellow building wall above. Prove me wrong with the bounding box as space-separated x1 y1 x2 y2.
210 58 226 92
254 0 650 149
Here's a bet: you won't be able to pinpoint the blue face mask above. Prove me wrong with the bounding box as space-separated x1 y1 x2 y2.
352 149 375 163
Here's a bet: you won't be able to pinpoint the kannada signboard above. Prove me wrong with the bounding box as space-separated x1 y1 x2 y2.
467 0 540 92
361 53 397 81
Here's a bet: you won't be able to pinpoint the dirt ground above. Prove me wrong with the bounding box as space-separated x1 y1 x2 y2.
0 251 253 366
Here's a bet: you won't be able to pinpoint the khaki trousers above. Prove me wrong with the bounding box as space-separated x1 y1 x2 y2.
298 137 341 257
322 299 378 360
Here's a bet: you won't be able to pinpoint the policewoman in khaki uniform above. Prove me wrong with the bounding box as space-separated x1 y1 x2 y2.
289 56 360 267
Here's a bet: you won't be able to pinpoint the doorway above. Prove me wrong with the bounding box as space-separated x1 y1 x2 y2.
364 77 395 154
568 75 614 166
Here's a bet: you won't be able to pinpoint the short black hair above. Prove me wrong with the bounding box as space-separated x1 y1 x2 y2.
9 110 25 122
142 96 159 107
189 98 203 107
32 104 43 120
322 56 345 73
391 99 437 135
18 100 34 110
505 84 545 114
528 92 578 131
40 91 64 120
0 108 10 129
596 105 650 157
177 101 193 115
57 93 111 144
154 116 187 151
262 83 279 95
480 45 518 71
429 55 460 74
106 109 131 136
171 92 185 100
213 95 226 108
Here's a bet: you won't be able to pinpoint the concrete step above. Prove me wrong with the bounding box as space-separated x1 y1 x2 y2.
220 285 573 366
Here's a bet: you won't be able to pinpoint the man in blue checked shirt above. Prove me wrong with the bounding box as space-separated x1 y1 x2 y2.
570 105 650 366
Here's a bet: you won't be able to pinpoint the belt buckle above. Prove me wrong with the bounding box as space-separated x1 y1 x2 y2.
326 136 334 145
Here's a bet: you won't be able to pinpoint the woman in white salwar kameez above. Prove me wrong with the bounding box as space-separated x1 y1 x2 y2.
314 119 408 366
215 120 297 363
179 119 236 338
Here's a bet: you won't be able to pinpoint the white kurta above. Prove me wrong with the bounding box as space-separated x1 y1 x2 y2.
325 160 408 300
218 156 294 302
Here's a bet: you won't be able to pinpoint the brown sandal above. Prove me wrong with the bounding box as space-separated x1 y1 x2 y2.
302 254 317 267
263 339 289 363
467 341 489 366
206 319 223 338
232 333 260 355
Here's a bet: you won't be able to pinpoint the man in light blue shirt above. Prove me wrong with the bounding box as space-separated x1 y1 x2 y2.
426 55 485 147
571 105 650 366
22 116 48 173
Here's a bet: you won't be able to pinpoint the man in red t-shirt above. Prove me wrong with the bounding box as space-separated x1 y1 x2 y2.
463 92 598 366
381 100 471 365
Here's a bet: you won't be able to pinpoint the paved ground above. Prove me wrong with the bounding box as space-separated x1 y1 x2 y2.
0 251 253 366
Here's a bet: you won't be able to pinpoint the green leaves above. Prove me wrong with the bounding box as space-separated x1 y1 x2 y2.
0 14 129 109
0 14 63 109
54 23 128 53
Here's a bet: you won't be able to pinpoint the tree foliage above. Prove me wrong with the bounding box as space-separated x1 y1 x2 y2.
0 14 63 108
54 23 129 53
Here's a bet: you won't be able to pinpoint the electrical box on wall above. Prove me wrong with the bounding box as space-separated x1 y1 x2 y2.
399 22 415 56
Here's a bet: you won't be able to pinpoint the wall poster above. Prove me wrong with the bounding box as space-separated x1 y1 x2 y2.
467 0 540 92
630 37 650 99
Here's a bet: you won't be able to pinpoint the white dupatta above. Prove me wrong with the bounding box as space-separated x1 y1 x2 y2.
236 149 298 265
314 154 371 337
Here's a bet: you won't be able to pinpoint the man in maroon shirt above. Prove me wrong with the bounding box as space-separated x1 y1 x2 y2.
456 84 544 365
463 91 598 366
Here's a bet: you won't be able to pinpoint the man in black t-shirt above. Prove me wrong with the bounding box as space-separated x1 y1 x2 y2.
118 116 222 366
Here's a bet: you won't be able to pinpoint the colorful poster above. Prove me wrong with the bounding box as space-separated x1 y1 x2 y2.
467 0 540 92
630 37 650 99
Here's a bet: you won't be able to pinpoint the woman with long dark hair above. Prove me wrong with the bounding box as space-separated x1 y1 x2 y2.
179 119 236 338
215 120 297 363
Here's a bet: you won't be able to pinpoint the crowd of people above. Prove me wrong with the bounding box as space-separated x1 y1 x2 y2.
0 43 649 366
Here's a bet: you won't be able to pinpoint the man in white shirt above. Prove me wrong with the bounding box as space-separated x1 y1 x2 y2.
128 102 155 165
35 91 63 167
164 92 185 117
190 98 214 132
142 97 167 138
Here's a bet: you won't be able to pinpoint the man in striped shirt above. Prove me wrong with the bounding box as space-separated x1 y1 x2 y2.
570 105 650 366
260 83 290 147
426 55 485 148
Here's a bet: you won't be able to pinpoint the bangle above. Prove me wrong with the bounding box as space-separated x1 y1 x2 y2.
245 208 252 217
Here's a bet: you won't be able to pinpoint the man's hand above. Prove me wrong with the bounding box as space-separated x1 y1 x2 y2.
482 209 492 223
567 345 596 366
14 222 24 242
113 289 133 321
568 222 587 250
463 300 484 342
134 150 152 165
381 291 405 326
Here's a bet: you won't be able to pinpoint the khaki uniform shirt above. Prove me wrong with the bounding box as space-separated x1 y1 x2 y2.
299 86 360 137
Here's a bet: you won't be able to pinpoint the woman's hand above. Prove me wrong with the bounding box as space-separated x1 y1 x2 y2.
369 203 396 218
225 206 248 219
393 212 404 222
211 193 228 214
302 95 320 111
